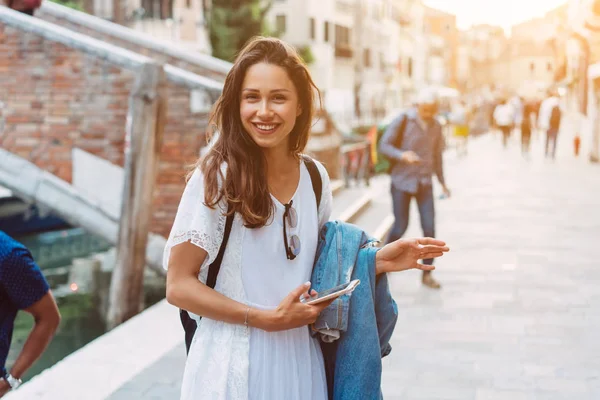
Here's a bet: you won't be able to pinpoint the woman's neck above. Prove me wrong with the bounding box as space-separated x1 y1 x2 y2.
263 147 297 178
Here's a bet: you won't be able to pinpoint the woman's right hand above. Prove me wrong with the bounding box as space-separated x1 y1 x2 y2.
258 282 334 332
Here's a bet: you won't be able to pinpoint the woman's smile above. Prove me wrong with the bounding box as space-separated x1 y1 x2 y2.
251 122 282 135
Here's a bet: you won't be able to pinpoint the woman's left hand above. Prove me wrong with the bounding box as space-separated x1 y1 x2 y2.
375 237 449 275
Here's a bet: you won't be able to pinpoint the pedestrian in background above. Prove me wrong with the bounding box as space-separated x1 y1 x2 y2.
0 231 61 398
450 100 471 157
493 98 514 148
539 90 562 159
520 102 534 157
378 89 451 290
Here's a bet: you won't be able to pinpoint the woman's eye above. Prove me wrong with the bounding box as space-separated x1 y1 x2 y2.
244 94 258 100
273 95 286 102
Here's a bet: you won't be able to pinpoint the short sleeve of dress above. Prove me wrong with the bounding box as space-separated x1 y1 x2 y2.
162 168 226 280
314 160 333 229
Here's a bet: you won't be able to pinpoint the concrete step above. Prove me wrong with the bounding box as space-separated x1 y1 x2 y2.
337 192 371 224
347 175 394 242
330 182 372 222
330 179 345 197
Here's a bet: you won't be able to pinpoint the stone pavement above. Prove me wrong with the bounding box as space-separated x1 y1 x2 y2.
107 131 600 399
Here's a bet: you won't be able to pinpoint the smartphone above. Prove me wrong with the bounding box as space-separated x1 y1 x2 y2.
301 279 360 305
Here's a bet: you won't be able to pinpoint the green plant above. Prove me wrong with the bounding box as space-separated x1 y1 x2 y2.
50 0 83 10
297 45 315 65
208 0 273 62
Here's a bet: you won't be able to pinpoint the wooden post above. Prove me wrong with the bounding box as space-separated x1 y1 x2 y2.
113 0 125 25
106 62 167 329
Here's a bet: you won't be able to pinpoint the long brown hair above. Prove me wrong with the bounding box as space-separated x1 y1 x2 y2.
197 36 321 228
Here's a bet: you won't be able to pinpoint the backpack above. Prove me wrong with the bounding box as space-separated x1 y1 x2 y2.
386 114 408 172
549 104 561 130
179 155 323 354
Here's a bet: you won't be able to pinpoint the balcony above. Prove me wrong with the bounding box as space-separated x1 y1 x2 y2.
335 45 353 59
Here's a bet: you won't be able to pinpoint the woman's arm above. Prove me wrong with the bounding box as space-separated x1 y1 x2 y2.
166 241 331 332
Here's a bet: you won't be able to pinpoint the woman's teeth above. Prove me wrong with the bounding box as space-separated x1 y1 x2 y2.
256 124 276 130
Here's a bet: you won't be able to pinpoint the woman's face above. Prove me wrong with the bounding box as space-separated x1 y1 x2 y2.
240 62 301 153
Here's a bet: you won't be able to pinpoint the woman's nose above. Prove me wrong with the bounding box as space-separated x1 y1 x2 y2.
257 101 273 118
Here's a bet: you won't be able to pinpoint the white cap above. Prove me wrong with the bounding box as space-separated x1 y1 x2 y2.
415 88 438 105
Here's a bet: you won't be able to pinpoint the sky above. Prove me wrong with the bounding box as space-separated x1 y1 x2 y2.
423 0 567 32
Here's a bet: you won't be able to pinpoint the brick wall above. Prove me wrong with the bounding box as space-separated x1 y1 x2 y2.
36 5 230 83
0 22 209 237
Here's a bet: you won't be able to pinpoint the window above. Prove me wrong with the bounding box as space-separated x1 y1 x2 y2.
408 57 413 77
547 62 553 72
335 24 350 46
334 24 352 58
310 18 315 40
364 49 371 68
276 15 286 34
530 62 535 72
141 0 173 19
324 21 329 42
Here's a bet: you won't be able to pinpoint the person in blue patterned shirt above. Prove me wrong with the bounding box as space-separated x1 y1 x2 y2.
379 89 451 290
0 231 60 397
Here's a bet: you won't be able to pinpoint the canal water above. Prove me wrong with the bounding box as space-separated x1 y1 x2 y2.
6 228 165 381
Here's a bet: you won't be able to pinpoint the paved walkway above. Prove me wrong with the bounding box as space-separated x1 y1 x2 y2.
108 131 600 399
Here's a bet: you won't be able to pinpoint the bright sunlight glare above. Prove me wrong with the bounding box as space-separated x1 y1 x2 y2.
424 0 568 32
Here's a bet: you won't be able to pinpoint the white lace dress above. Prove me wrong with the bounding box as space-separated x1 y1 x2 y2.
163 160 333 400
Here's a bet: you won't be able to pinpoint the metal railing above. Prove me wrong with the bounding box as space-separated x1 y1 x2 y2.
340 140 371 188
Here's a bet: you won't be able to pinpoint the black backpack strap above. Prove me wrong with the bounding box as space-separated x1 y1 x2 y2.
302 155 322 210
389 114 408 171
394 113 407 149
206 202 234 289
181 202 234 355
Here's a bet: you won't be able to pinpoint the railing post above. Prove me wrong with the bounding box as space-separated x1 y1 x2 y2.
340 140 372 188
106 61 167 329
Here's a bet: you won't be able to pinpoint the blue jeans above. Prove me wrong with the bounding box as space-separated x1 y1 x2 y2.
387 183 435 265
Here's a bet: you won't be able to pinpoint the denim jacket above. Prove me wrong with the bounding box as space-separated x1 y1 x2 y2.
310 221 398 400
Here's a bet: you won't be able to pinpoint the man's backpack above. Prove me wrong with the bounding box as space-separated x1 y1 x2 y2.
179 155 323 354
386 114 408 172
549 104 561 130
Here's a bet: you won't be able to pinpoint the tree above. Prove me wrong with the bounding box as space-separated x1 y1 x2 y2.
297 45 315 65
50 0 83 10
208 0 273 62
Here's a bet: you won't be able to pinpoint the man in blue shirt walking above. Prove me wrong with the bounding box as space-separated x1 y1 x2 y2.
0 231 60 397
379 89 451 289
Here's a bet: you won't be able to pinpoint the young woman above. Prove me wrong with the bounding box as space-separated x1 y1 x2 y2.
164 37 449 400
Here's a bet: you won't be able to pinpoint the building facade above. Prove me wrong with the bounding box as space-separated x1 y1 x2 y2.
492 41 556 97
267 0 427 124
92 0 211 53
460 24 507 92
565 0 600 162
423 6 458 89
